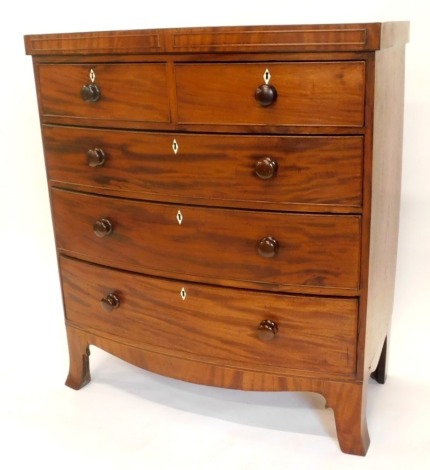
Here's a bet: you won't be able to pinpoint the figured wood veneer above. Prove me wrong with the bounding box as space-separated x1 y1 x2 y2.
25 22 409 456
61 257 358 376
38 63 170 123
43 126 364 211
175 62 365 127
51 188 361 293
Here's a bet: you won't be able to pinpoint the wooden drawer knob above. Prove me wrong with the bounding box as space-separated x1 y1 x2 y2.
255 157 277 179
101 293 120 312
87 148 106 167
255 84 277 106
93 218 113 238
257 236 279 258
257 319 278 341
81 83 101 102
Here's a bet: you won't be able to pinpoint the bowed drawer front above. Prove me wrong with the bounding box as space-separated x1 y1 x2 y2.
51 188 361 292
25 22 409 456
61 256 358 376
43 125 363 210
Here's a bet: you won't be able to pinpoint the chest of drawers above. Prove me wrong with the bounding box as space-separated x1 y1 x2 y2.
25 22 409 455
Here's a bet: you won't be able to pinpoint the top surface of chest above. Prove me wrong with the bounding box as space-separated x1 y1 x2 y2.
25 22 408 55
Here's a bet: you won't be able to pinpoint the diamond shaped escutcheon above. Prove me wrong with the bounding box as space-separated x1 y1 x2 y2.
172 139 179 154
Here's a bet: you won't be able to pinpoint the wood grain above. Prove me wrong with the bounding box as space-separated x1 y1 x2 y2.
24 23 403 55
51 188 361 292
25 22 409 456
64 324 369 454
37 63 170 123
175 62 365 127
60 256 358 376
359 36 407 378
43 125 363 211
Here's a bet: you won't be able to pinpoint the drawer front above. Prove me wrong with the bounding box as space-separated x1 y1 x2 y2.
51 189 361 290
175 62 365 127
44 125 363 209
38 63 170 123
60 256 358 376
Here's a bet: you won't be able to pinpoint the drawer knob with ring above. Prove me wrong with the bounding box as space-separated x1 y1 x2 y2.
87 148 106 167
255 157 278 180
100 293 120 312
257 236 279 258
81 83 101 103
93 218 113 238
257 319 279 341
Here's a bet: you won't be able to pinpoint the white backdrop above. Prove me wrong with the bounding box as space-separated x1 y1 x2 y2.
1 1 429 468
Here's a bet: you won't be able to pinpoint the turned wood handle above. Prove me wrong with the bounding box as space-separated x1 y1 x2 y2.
255 84 277 106
87 148 106 167
255 157 277 179
101 293 120 312
81 83 101 102
257 319 278 341
257 236 279 258
93 218 113 238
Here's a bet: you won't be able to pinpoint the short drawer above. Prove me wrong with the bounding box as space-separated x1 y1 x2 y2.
51 189 361 291
175 61 365 127
60 256 358 376
43 125 363 210
37 63 170 123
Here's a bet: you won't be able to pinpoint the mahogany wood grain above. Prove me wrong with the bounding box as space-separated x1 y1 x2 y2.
359 33 407 379
324 380 370 455
175 62 365 127
25 23 410 56
51 189 361 291
37 63 170 123
64 323 369 454
25 22 409 456
43 125 363 211
60 256 358 376
64 325 91 390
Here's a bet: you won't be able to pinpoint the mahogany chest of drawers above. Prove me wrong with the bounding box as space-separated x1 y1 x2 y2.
25 22 409 455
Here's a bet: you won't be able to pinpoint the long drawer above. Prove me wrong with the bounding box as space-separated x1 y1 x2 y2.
60 256 358 376
51 189 361 291
44 125 363 210
175 62 365 127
